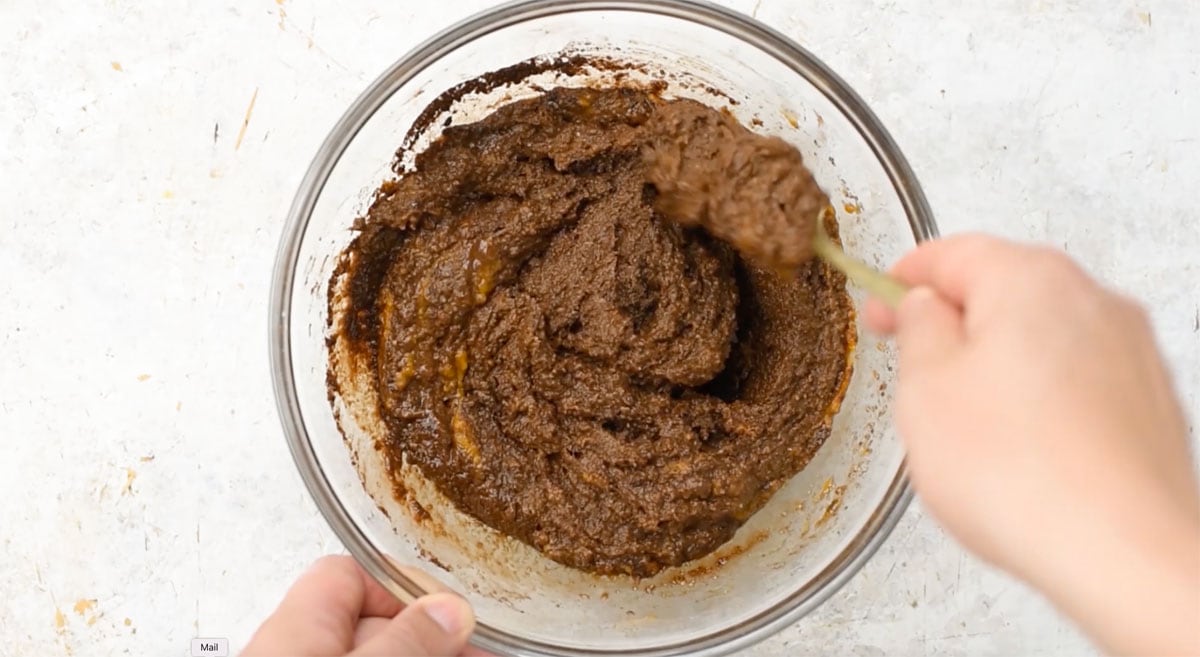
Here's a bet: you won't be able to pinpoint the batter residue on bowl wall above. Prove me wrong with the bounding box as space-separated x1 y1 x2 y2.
331 82 853 577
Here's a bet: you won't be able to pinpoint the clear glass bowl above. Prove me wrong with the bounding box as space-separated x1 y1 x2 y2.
269 1 937 655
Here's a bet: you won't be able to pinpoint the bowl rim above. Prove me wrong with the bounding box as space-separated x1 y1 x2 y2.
269 1 939 655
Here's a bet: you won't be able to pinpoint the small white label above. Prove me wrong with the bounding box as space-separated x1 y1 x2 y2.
190 638 229 657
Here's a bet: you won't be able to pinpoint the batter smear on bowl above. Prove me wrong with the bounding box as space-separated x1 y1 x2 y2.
333 86 854 577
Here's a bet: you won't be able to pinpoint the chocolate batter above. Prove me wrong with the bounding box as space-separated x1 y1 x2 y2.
644 100 827 272
335 86 853 577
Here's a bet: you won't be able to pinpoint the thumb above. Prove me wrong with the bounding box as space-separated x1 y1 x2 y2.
350 593 475 657
896 286 965 371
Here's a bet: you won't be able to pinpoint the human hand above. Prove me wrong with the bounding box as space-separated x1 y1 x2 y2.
241 555 481 657
865 235 1200 656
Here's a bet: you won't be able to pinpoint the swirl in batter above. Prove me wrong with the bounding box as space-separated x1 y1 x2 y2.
334 86 853 577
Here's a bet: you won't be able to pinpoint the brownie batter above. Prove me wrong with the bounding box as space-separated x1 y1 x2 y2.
336 86 853 577
644 101 827 272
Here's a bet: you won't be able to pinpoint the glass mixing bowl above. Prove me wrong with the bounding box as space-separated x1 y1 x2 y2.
269 1 937 655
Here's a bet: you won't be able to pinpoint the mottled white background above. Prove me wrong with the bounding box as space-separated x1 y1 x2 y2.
2 0 1197 655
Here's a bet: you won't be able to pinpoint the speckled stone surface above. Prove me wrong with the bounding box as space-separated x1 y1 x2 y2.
2 1 1197 655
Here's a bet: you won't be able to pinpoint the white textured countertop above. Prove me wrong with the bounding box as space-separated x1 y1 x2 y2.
2 1 1197 655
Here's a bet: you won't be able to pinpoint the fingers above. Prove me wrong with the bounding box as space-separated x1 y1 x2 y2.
243 556 478 657
350 593 476 657
244 555 367 656
863 295 897 334
891 234 1024 306
353 617 393 647
896 287 965 371
866 234 1028 337
357 564 407 619
353 567 447 645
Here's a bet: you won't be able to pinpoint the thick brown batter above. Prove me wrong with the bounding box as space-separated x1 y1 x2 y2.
336 86 853 577
644 100 827 272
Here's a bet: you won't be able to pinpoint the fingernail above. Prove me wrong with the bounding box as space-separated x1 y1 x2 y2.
422 594 470 635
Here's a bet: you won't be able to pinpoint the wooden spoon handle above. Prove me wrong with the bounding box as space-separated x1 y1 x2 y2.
813 221 908 309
